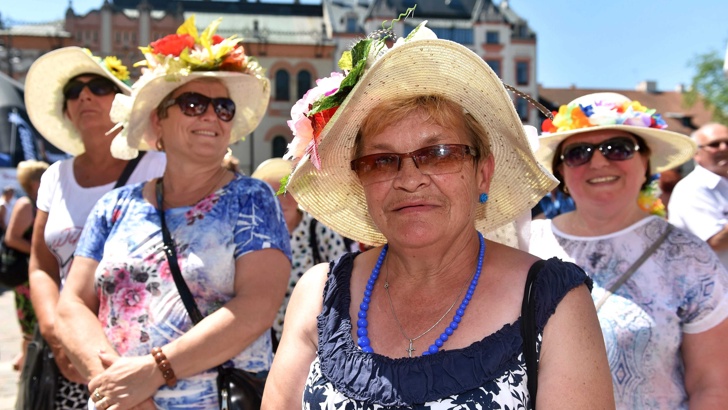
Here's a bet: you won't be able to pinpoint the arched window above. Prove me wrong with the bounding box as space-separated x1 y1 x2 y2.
297 70 312 99
275 69 290 101
272 136 288 158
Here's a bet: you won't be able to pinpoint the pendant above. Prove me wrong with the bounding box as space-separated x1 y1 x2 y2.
406 339 415 357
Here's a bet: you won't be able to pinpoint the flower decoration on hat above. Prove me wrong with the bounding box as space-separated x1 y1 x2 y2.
135 15 264 79
82 48 131 85
542 98 667 134
282 7 434 176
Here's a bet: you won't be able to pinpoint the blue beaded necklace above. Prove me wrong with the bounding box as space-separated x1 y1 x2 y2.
356 233 485 357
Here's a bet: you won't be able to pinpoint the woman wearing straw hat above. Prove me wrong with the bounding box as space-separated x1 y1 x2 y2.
529 92 728 409
24 47 166 409
252 158 353 350
263 21 614 409
55 17 290 409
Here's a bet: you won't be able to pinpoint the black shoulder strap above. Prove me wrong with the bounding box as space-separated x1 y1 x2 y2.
113 151 147 189
155 179 204 324
309 217 322 265
521 259 545 410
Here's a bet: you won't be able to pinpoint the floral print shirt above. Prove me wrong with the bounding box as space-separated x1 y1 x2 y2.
76 175 291 408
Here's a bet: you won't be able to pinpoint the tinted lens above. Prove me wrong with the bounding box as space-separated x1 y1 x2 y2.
600 138 637 161
351 144 475 185
211 98 236 122
561 144 594 167
351 154 401 185
63 78 117 100
414 145 470 175
174 93 235 122
703 139 728 149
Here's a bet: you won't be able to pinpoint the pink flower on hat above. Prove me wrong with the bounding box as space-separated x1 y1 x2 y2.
285 72 344 166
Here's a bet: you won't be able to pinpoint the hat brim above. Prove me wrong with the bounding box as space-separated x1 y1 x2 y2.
120 71 270 154
287 39 558 246
536 125 697 174
25 47 131 156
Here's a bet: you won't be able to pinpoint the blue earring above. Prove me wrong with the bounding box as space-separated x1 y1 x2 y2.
479 193 489 204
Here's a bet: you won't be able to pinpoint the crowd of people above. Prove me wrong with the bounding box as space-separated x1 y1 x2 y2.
1 12 726 410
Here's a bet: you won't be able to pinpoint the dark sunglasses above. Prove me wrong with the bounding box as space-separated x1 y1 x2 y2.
350 144 478 186
62 77 120 100
698 139 728 150
161 92 236 122
560 137 640 168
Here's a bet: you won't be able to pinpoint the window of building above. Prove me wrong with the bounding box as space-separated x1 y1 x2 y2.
275 69 290 101
123 32 129 41
116 32 121 44
297 70 312 100
76 31 82 42
486 31 499 44
516 97 529 121
486 60 501 78
272 136 288 158
93 31 98 43
346 17 358 33
405 25 473 45
132 32 136 44
516 61 529 85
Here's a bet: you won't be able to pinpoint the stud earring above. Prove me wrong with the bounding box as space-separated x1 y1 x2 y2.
479 193 489 204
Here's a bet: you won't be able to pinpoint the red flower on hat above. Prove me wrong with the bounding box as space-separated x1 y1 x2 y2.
150 34 195 57
219 44 247 72
212 35 225 45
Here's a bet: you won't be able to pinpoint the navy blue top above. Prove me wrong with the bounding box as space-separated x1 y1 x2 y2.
302 254 591 408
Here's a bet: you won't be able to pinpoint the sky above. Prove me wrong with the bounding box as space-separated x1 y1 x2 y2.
2 0 727 92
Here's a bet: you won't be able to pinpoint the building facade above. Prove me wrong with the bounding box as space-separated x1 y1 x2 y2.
7 0 539 169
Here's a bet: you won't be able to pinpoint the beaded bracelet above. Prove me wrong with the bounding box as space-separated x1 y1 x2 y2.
151 347 177 387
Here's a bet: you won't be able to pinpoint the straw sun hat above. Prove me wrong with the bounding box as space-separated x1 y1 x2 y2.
109 15 270 159
25 47 132 156
283 22 557 246
536 92 697 174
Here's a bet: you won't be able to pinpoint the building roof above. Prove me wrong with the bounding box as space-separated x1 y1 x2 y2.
192 12 328 45
538 86 714 136
0 21 70 37
111 0 323 16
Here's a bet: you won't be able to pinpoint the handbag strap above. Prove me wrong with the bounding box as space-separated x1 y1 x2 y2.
521 259 545 410
594 224 672 311
113 151 146 189
155 179 204 324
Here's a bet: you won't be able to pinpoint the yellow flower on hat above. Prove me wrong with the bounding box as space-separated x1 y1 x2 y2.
103 56 130 82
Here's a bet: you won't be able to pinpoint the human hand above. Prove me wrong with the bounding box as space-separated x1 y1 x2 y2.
88 352 162 410
47 338 86 384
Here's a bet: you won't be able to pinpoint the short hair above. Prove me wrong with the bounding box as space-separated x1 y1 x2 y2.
16 160 49 194
354 95 491 163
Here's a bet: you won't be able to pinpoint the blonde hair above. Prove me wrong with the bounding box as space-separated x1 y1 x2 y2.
355 95 491 160
16 160 49 194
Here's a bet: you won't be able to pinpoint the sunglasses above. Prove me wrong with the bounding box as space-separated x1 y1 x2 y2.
698 139 728 150
161 92 236 122
560 137 640 168
62 77 120 100
350 144 478 186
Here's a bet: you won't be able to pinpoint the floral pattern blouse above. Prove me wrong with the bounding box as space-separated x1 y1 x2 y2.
76 175 291 408
303 254 590 409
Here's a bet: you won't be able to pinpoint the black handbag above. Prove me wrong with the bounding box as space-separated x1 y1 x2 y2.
155 180 265 410
15 326 60 410
0 238 29 288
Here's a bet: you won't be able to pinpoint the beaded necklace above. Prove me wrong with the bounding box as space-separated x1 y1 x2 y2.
356 233 485 357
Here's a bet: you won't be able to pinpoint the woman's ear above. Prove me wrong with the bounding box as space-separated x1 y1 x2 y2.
477 155 495 193
150 110 163 147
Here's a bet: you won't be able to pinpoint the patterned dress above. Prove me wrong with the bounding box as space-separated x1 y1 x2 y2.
76 175 291 408
529 216 728 409
272 212 351 343
303 254 589 409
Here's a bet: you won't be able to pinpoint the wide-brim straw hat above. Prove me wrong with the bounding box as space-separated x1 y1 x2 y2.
536 92 696 174
25 47 131 156
286 39 558 246
110 71 269 159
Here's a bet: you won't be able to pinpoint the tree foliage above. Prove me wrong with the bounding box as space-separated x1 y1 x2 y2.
684 50 728 125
